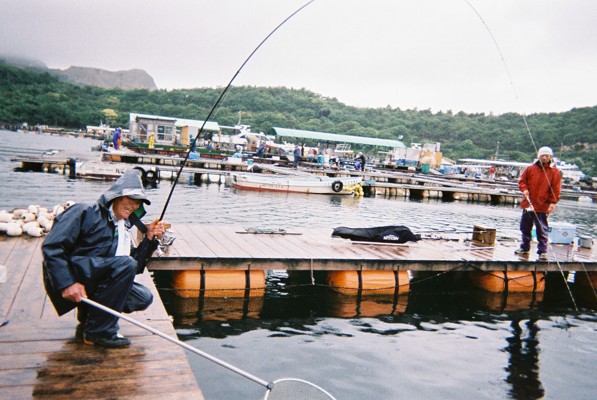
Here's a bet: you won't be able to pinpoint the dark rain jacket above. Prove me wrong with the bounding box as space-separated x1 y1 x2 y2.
518 160 562 213
42 170 158 316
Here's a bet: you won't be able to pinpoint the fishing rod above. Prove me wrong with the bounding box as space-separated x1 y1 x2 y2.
129 1 337 397
81 298 336 400
158 0 316 222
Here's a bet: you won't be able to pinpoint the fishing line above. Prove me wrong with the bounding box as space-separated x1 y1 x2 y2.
158 0 316 222
462 0 537 153
464 1 582 309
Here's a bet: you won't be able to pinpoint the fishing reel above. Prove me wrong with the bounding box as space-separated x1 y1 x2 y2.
156 229 176 257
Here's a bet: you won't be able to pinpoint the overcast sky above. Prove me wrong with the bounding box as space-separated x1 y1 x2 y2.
1 0 596 115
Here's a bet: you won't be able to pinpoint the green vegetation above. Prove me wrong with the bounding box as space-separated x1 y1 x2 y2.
1 63 595 176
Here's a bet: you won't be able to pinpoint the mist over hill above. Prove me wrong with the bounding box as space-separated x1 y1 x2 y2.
0 55 156 90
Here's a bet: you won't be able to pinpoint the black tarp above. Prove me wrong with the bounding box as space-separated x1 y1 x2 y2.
332 225 421 244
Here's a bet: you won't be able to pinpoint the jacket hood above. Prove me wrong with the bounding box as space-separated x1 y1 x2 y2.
98 169 150 217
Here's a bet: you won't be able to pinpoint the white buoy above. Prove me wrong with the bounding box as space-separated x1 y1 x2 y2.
21 212 37 223
37 215 52 231
22 221 40 232
6 223 23 236
53 204 65 216
26 226 44 237
0 222 8 232
12 209 27 218
38 211 54 221
0 213 13 223
43 220 53 232
28 205 40 215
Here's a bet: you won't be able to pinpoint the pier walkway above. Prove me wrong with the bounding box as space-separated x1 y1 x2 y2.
149 224 596 272
0 236 204 399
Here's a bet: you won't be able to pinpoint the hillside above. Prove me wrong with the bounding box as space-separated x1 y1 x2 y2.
0 63 595 176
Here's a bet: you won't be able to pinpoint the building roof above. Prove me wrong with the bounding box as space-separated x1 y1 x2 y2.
129 113 220 131
175 118 220 132
270 127 406 148
130 113 177 123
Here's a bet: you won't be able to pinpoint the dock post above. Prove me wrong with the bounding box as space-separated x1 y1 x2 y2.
66 158 76 179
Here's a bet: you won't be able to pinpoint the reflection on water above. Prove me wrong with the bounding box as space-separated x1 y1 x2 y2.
156 268 597 400
504 319 544 400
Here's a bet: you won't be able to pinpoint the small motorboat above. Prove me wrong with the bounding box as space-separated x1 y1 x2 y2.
231 173 362 195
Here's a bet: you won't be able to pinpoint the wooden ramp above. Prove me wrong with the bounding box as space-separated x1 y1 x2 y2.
0 236 204 400
150 224 597 272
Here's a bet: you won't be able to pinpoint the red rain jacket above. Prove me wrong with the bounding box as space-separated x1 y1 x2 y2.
518 161 562 213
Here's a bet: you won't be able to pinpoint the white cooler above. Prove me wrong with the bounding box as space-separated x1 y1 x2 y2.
548 222 576 244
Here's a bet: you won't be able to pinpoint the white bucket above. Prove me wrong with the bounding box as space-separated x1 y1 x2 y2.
578 236 593 249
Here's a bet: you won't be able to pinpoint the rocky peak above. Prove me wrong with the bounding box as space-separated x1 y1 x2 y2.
50 66 158 91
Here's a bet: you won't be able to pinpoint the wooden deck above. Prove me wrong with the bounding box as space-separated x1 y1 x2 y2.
0 236 204 399
150 224 597 272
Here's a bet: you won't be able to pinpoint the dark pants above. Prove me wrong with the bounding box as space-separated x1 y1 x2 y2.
77 257 153 337
519 210 549 254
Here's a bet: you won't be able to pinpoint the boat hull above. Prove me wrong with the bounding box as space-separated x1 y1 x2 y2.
231 174 362 195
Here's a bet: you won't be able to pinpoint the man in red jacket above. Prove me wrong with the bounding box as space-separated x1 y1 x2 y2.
516 146 562 261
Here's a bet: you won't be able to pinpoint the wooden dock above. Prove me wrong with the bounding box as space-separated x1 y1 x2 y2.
0 236 204 399
149 224 596 272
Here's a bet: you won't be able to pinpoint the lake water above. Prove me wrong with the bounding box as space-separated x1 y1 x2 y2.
1 130 596 400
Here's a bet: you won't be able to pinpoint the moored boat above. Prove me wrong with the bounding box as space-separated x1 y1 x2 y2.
76 160 158 184
231 173 362 195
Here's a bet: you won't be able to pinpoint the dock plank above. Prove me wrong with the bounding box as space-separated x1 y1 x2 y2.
7 237 45 323
231 227 301 259
0 235 40 321
214 225 272 258
190 225 251 258
172 224 217 258
0 236 205 400
189 224 252 258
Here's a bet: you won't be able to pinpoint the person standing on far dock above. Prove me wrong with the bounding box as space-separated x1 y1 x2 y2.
112 127 122 150
357 152 366 172
293 144 301 168
515 146 561 261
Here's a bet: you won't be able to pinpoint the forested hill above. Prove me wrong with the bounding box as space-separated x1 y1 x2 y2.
1 63 595 176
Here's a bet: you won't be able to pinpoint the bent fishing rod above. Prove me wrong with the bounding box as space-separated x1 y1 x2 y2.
158 0 316 222
81 298 337 399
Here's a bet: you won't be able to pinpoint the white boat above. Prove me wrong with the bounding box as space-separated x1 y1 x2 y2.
75 160 158 184
231 174 362 195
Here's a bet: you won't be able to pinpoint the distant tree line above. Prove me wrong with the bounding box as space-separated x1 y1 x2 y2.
1 63 595 176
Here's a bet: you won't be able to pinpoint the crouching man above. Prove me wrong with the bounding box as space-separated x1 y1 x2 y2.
42 169 165 348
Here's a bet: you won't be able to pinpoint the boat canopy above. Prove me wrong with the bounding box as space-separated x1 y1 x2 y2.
269 127 406 149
